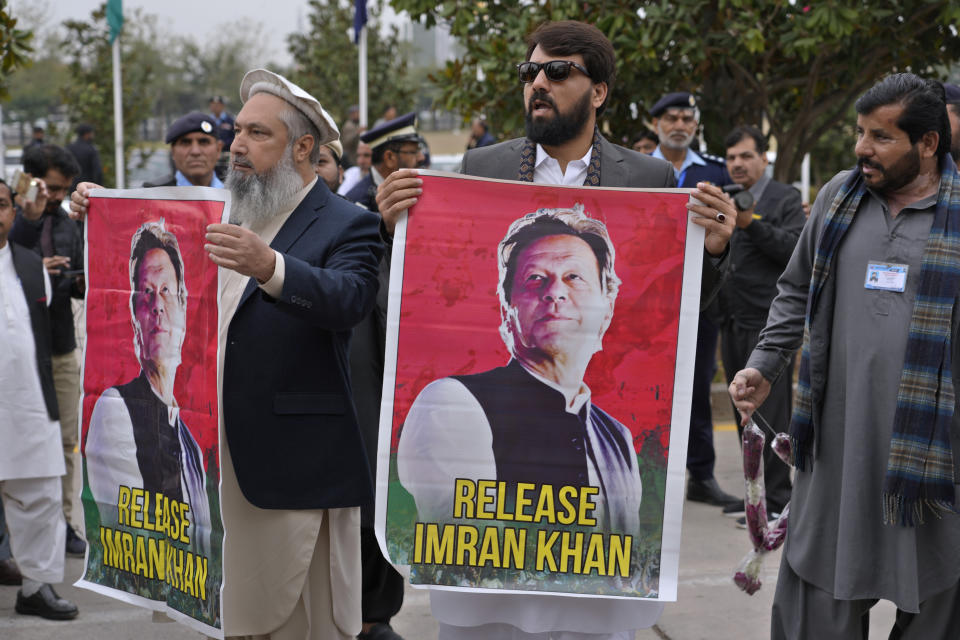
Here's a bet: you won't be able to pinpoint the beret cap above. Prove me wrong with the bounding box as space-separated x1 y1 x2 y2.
165 111 218 144
650 92 698 117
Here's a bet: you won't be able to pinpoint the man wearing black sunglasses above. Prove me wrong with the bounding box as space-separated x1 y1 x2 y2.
377 19 736 640
378 21 734 269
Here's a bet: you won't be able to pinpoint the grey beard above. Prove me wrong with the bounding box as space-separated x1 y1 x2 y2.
657 124 695 152
226 150 304 225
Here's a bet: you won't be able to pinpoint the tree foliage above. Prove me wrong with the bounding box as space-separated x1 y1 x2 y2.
156 18 274 122
391 0 960 182
6 53 68 130
287 0 416 125
0 0 34 101
60 3 161 187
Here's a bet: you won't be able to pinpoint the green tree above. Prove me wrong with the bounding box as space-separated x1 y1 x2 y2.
159 19 273 120
60 3 161 187
287 0 415 126
6 54 69 135
0 0 34 100
391 0 960 182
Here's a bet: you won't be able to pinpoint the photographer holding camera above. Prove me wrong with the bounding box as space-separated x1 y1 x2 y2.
718 125 806 522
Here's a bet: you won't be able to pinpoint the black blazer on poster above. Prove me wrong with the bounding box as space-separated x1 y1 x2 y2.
223 180 383 510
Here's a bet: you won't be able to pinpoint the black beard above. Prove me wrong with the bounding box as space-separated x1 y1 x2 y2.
525 88 594 147
857 144 921 194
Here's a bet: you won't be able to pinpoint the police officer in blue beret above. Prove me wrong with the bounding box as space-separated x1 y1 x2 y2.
650 92 740 510
344 112 423 212
144 112 224 188
650 92 732 188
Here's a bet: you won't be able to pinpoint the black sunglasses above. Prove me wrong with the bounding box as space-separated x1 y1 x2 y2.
517 60 591 84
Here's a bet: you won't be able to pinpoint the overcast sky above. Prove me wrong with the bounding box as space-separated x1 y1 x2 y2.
30 1 402 67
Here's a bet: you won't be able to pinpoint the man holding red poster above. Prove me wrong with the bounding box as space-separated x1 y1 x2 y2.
376 19 735 640
379 172 712 639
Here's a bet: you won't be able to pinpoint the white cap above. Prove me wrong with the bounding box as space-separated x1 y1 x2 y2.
324 139 343 162
239 69 340 146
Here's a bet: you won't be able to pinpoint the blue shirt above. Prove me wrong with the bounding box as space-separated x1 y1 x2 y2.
175 170 224 189
653 146 730 188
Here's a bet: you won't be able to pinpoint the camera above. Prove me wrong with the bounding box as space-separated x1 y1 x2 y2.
722 183 754 213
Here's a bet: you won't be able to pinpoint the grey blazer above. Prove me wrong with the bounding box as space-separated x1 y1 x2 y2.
461 136 677 188
459 135 725 308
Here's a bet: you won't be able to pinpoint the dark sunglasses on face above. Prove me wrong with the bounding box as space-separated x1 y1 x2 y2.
517 60 591 84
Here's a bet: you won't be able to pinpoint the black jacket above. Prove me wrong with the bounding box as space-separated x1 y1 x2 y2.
223 180 383 509
717 179 806 330
66 139 104 185
344 173 378 212
348 250 390 526
10 208 84 354
10 242 58 419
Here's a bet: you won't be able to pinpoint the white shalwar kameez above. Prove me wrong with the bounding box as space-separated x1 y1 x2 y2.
0 242 66 583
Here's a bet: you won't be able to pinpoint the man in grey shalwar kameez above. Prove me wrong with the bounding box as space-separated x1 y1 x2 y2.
731 74 960 638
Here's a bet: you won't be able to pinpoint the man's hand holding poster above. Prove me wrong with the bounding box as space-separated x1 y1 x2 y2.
376 173 702 601
77 188 228 637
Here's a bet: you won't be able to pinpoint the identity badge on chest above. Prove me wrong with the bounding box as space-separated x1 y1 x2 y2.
865 261 908 292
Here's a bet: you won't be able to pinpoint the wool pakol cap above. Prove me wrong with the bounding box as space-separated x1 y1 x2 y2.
360 112 419 150
165 111 219 144
650 92 698 117
324 139 343 163
239 69 340 147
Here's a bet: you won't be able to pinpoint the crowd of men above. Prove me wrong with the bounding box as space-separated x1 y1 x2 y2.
2 16 959 640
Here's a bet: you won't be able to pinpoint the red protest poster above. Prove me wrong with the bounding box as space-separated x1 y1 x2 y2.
377 173 701 601
77 187 227 637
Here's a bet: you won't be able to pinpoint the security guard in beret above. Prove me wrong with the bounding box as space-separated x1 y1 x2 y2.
650 91 739 510
650 92 731 188
144 111 224 188
343 112 423 212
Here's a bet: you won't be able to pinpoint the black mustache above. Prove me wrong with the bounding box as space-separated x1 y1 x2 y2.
528 90 557 112
857 157 883 171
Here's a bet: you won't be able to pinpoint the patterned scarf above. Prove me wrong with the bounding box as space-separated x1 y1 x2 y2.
791 156 960 526
517 126 603 185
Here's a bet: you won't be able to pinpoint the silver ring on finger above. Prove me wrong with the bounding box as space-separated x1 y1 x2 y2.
715 211 726 223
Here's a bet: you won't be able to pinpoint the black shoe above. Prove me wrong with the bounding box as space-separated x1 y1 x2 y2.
687 477 740 507
15 584 79 620
358 623 405 640
65 523 86 557
0 557 22 585
736 512 782 529
722 500 746 518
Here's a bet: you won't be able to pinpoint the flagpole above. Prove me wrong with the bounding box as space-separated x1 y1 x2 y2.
112 37 124 188
358 26 368 128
